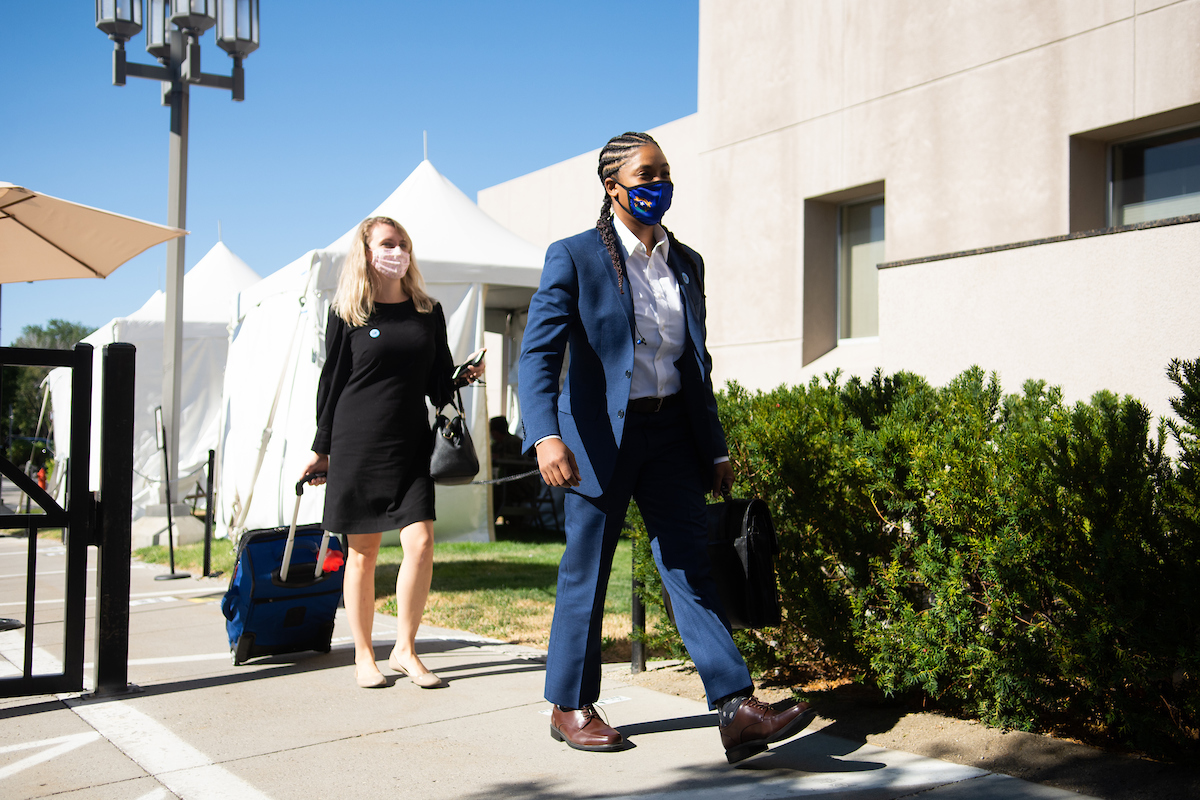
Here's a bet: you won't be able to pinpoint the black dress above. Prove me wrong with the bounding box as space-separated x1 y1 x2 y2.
312 301 456 535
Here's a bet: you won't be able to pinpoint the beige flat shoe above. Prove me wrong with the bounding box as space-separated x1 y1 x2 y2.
355 666 387 688
389 651 445 688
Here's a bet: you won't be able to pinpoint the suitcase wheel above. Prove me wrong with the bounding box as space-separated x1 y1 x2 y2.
232 632 255 666
316 624 334 653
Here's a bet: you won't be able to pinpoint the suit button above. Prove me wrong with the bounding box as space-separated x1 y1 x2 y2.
617 410 624 418
625 370 631 378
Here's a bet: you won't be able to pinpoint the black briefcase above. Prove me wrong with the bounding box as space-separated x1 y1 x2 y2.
662 493 782 630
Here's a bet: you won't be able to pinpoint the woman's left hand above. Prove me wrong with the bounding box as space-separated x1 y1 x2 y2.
454 356 485 387
461 361 485 383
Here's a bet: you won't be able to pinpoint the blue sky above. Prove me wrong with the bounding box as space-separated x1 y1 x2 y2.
0 1 699 344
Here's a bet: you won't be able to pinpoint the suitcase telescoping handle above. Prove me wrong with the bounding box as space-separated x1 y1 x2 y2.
280 472 329 583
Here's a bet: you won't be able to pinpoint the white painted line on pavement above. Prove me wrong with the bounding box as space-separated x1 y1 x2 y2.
0 638 271 800
0 731 102 781
87 639 357 670
129 587 224 600
133 788 172 800
0 567 99 579
129 596 183 607
67 699 272 800
0 598 67 608
0 630 64 676
0 546 67 559
134 587 220 598
0 586 222 609
82 652 233 669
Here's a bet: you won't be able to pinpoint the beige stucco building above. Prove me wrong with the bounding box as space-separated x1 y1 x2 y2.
479 0 1200 425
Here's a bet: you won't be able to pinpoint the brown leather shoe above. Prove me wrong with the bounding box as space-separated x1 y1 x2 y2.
719 696 815 763
550 705 624 752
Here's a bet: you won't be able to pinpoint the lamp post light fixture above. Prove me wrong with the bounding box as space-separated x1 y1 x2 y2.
144 0 172 62
95 0 259 512
170 0 217 35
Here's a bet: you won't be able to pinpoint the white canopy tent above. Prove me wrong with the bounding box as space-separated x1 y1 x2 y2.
45 241 260 520
217 159 544 543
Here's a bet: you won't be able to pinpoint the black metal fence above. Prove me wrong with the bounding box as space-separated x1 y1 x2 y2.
0 343 135 698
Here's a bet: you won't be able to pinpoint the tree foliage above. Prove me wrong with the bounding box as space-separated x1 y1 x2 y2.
1 320 94 464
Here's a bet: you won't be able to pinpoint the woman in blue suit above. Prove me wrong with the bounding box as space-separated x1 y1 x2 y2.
519 132 813 763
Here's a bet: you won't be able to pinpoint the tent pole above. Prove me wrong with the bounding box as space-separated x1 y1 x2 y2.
500 311 512 421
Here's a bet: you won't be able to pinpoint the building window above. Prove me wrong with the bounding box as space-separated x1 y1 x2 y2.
1112 126 1200 226
838 197 884 340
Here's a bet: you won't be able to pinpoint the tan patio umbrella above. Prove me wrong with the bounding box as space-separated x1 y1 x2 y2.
0 182 186 284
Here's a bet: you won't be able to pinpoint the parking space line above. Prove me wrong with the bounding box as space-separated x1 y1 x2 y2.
67 699 273 800
0 586 224 609
0 731 101 781
0 637 272 800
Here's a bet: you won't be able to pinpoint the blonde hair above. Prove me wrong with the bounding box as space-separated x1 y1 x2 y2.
332 216 435 326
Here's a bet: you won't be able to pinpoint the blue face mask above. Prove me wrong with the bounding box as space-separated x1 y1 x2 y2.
616 180 673 226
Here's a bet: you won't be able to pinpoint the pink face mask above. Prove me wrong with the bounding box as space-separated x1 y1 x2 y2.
372 246 410 279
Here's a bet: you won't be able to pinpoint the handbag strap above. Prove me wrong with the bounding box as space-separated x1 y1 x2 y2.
438 387 467 419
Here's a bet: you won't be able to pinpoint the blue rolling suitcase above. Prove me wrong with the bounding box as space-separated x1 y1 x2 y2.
221 475 345 665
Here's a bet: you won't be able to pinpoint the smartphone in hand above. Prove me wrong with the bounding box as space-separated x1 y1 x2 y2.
452 348 486 381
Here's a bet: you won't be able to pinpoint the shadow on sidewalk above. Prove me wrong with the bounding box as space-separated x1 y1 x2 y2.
619 713 716 737
449 747 918 800
805 697 1200 800
0 639 548 720
620 709 889 776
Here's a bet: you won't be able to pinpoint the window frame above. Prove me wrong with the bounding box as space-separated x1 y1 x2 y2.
835 193 885 343
1107 121 1200 228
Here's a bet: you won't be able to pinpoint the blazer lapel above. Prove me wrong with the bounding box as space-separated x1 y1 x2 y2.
596 232 635 330
667 246 703 348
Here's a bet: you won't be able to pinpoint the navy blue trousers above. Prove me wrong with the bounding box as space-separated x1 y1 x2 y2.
543 404 752 710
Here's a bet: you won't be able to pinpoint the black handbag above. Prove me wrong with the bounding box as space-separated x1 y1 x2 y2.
430 388 479 485
662 491 782 630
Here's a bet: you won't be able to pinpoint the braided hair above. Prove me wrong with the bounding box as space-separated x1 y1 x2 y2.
595 131 701 294
597 131 659 292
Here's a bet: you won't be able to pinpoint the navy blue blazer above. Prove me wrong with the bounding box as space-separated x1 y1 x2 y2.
518 227 728 498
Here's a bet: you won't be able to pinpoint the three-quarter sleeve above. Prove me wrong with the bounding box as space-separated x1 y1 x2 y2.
313 309 352 454
426 302 456 410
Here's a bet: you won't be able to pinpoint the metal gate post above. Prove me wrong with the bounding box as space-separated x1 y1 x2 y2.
93 343 136 695
61 344 93 690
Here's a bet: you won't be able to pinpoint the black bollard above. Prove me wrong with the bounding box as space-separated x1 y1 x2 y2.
202 449 215 576
631 575 646 674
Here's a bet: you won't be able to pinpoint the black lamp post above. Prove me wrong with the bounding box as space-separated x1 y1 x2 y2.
95 0 259 514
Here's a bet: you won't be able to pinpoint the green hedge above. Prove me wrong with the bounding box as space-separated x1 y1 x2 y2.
628 360 1200 758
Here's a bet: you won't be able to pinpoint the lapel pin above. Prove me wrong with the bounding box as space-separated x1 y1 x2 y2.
681 273 690 285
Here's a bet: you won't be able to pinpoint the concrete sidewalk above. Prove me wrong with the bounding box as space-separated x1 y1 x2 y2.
0 533 1100 799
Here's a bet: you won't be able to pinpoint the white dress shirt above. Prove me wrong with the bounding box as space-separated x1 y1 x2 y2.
612 215 685 400
535 216 728 465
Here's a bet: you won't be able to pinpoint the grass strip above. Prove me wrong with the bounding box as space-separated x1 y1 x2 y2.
137 531 667 661
136 538 237 577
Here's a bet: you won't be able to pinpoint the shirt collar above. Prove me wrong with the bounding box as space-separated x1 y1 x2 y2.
611 213 669 262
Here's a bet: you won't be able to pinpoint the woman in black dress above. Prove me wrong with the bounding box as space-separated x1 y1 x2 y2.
301 215 482 689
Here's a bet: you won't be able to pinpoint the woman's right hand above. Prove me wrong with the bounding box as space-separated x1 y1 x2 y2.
301 452 329 486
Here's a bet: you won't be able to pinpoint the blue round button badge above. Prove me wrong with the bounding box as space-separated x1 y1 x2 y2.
369 329 380 338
